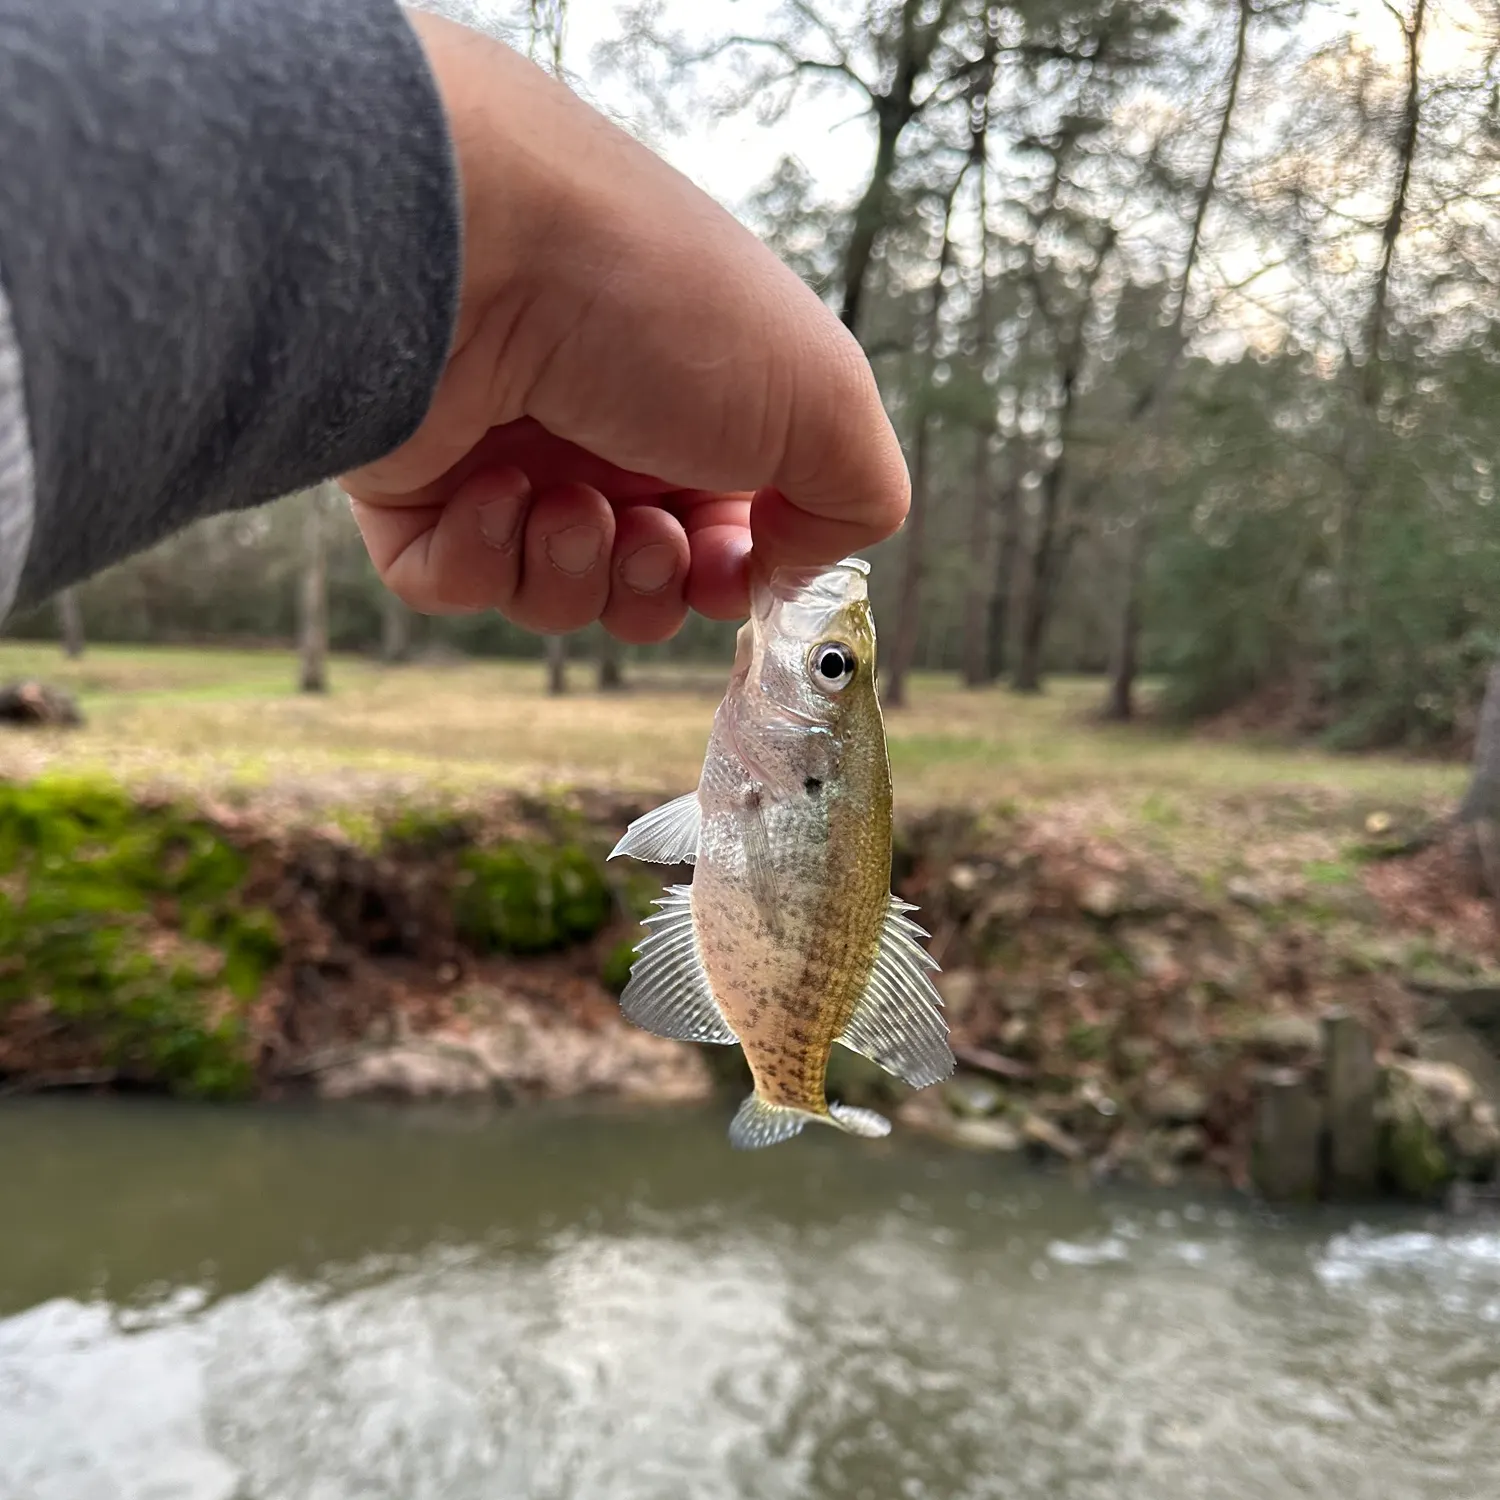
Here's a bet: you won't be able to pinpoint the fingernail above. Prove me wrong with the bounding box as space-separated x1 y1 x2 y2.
545 524 604 577
619 543 677 595
478 471 531 551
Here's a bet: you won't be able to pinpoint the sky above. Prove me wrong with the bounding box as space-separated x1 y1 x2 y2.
430 0 877 215
421 0 1497 364
433 0 1492 228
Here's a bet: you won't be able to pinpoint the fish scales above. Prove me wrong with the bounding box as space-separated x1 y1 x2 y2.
609 557 954 1148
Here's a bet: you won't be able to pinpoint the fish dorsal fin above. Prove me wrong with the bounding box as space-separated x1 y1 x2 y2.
618 885 736 1045
836 897 955 1090
608 792 701 866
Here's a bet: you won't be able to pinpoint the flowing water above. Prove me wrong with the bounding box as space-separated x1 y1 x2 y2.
3 1096 1500 1500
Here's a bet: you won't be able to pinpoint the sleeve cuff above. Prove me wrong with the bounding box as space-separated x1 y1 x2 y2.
0 271 35 620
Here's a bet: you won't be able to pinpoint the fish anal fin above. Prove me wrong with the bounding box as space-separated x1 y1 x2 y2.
828 1102 892 1139
618 886 736 1045
836 895 955 1090
609 793 701 866
728 1094 814 1150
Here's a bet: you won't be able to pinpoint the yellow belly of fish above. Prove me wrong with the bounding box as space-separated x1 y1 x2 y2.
692 865 879 1115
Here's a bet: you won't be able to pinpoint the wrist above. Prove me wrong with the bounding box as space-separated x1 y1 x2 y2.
401 9 569 351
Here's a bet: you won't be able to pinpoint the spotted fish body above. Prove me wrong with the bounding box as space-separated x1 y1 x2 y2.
608 558 954 1149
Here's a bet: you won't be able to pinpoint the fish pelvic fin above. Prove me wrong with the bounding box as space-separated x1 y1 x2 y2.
727 1093 892 1149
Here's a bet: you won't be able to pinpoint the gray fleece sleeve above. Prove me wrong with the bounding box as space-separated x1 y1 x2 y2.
0 0 462 615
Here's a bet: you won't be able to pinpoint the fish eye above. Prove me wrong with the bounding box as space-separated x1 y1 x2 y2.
809 641 857 692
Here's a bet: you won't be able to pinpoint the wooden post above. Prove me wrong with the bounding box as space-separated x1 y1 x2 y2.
380 590 411 663
545 635 566 696
597 632 624 692
1251 1066 1323 1203
57 586 84 659
1322 1006 1379 1199
298 487 330 694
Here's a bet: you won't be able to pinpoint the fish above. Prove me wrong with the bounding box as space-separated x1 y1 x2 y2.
608 555 954 1149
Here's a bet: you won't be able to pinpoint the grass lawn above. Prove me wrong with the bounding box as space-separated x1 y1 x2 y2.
0 642 1466 873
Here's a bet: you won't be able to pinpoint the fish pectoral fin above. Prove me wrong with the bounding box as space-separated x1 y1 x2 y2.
728 1094 816 1149
836 896 956 1091
608 792 702 866
619 885 737 1045
740 796 782 937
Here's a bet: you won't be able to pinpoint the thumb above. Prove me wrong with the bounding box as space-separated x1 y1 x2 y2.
750 332 910 575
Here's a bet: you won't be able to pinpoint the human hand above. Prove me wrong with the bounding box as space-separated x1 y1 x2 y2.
339 9 908 644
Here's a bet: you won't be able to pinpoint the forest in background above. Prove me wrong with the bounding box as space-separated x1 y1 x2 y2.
14 0 1500 757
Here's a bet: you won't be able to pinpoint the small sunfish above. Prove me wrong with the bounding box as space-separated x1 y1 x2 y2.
608 556 954 1149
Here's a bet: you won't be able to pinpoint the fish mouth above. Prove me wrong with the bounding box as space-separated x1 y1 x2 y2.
753 556 870 621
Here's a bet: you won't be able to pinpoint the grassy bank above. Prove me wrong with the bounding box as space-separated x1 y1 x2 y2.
0 642 1470 927
0 643 1465 812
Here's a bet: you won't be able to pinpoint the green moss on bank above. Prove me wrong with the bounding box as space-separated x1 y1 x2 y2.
0 776 280 1098
454 842 612 954
600 935 641 995
1381 1110 1453 1200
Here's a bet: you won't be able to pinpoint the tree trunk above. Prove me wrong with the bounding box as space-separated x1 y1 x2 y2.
1008 218 1115 696
545 635 567 695
961 429 994 688
984 473 1020 682
298 488 330 694
1459 659 1500 900
884 163 966 708
1012 487 1093 695
1011 433 1070 696
380 591 411 663
597 632 625 692
1461 662 1500 824
837 0 942 337
1011 575 1049 695
1097 0 1252 721
883 416 933 709
960 44 999 691
1102 522 1144 721
56 587 84 660
527 0 567 74
839 108 904 338
1336 0 1426 622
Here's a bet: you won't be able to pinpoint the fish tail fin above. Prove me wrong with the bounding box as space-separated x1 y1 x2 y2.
728 1093 815 1150
728 1094 893 1149
828 1102 892 1140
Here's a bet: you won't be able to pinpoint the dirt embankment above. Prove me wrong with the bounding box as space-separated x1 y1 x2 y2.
1 777 1497 1203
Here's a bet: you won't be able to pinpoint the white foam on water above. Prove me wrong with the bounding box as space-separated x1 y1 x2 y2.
1045 1236 1132 1267
1316 1227 1500 1287
0 1296 241 1500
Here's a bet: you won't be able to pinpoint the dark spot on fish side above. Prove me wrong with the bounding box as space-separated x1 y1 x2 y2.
804 777 822 795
